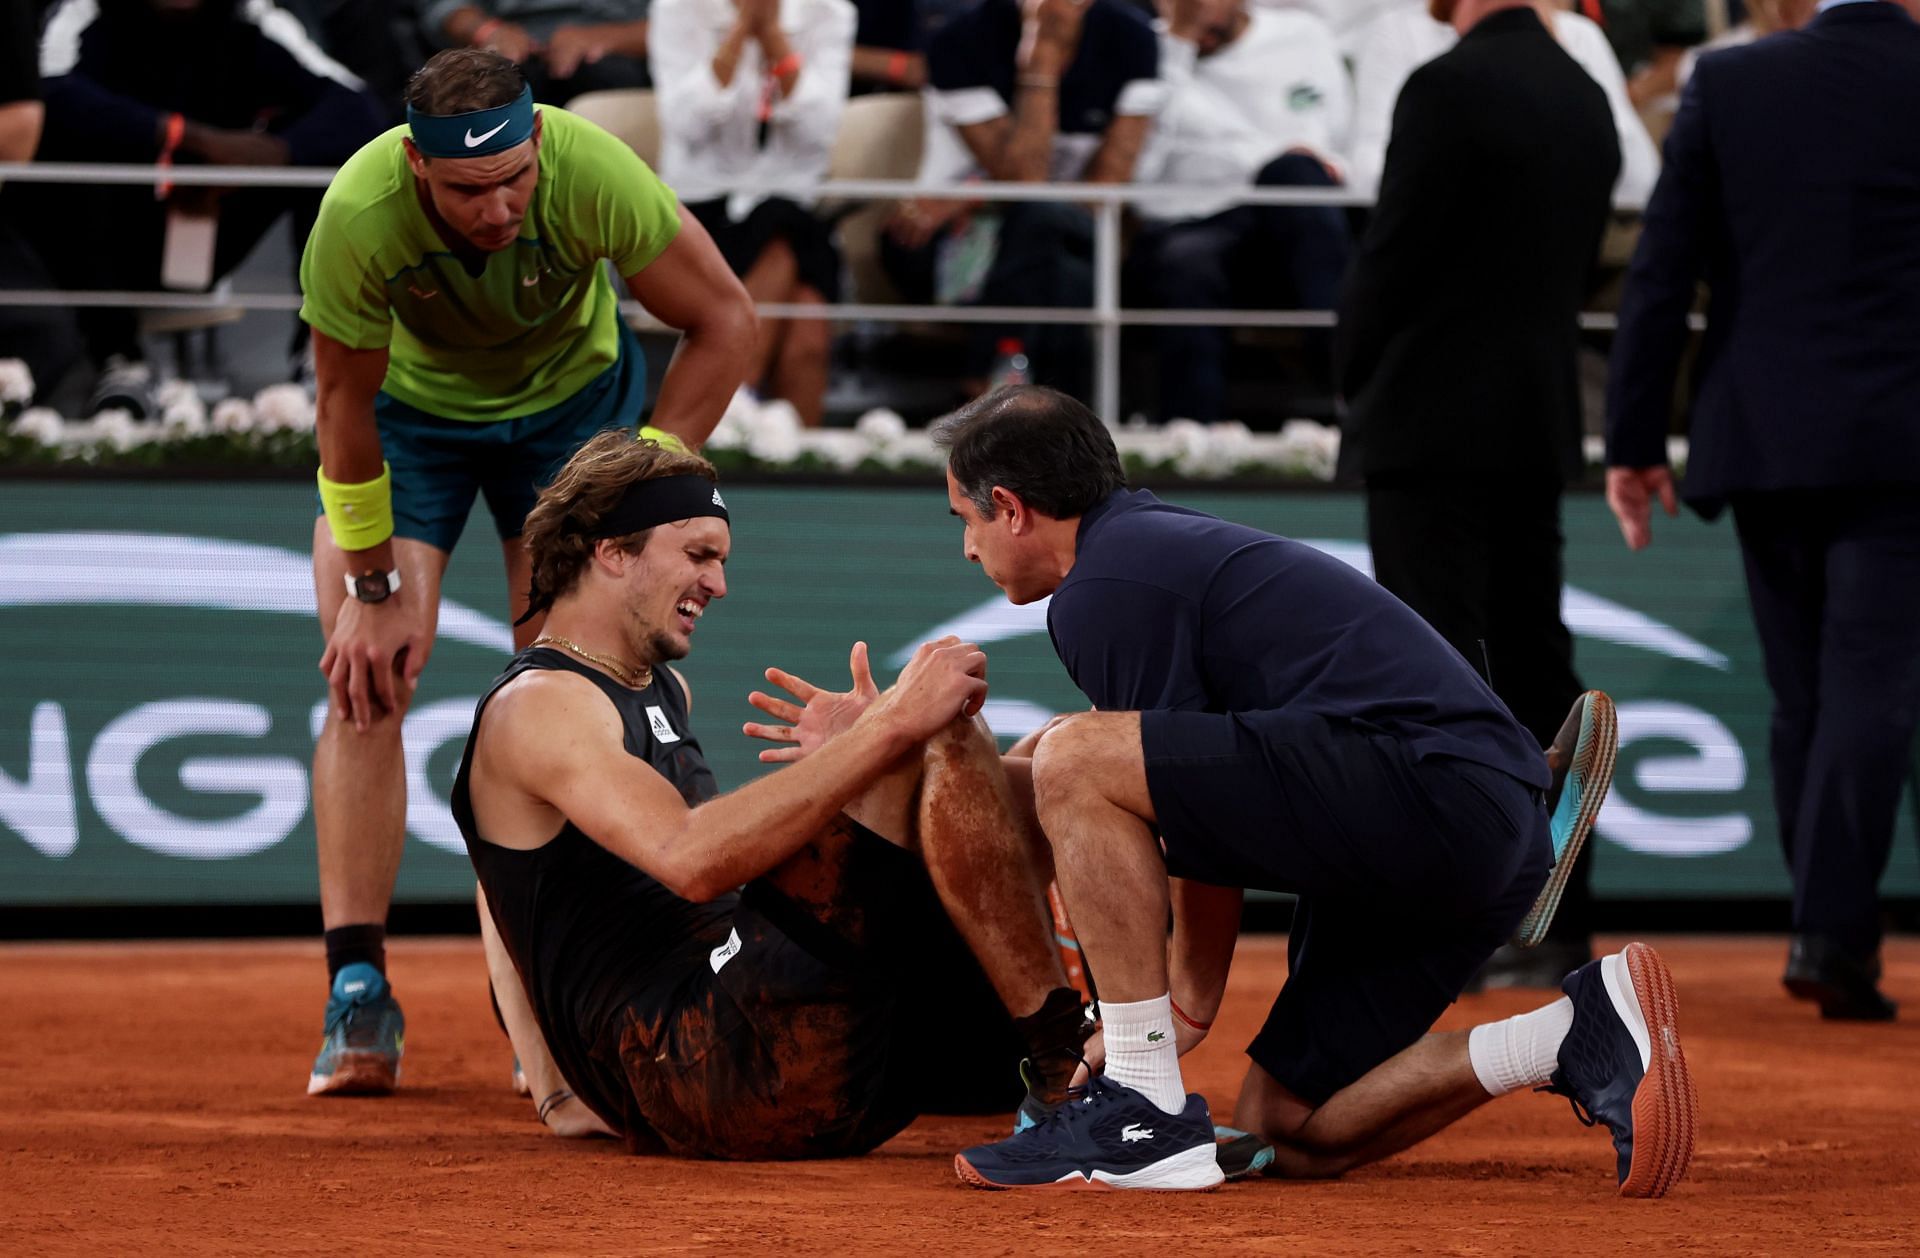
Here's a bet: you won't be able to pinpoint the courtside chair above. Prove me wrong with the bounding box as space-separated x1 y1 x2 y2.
565 89 662 170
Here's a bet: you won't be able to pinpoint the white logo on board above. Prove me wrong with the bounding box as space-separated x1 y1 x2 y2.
646 705 681 743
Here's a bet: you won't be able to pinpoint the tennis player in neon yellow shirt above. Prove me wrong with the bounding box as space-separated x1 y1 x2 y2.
299 48 755 1098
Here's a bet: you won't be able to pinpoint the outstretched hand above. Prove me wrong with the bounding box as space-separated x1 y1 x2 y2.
743 641 881 763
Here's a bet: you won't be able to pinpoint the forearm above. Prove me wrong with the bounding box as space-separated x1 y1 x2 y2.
993 81 1059 183
661 712 914 899
645 304 757 448
314 379 393 570
850 46 923 89
757 24 799 97
0 101 41 163
1167 878 1242 1021
593 19 650 59
711 24 751 88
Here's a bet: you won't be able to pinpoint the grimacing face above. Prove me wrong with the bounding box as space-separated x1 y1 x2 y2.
623 516 731 665
404 123 541 253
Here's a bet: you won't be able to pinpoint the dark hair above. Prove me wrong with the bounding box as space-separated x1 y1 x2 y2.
520 430 719 616
931 385 1126 520
404 48 528 116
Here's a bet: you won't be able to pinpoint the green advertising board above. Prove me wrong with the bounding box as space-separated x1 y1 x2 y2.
2 481 1914 906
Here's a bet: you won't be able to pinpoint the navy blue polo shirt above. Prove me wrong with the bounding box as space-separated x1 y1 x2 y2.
1046 490 1549 786
926 0 1164 181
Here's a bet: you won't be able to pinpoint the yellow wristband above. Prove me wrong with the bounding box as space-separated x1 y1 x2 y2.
638 424 690 455
316 461 395 551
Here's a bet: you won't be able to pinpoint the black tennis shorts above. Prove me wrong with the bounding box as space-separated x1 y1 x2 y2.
614 817 1017 1159
1141 707 1551 1106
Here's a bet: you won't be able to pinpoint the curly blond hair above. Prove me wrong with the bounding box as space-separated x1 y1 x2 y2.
520 430 718 616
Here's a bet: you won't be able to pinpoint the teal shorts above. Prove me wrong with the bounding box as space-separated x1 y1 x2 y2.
321 322 646 554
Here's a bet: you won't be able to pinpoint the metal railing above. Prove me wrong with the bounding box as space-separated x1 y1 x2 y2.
0 162 1662 423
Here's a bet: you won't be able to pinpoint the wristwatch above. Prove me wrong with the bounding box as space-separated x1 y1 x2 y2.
345 569 402 604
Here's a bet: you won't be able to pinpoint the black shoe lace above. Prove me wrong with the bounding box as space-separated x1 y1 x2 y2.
1534 1082 1596 1127
1027 1073 1118 1135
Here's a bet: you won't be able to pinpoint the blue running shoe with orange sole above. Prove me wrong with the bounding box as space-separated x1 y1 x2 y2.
958 1076 1224 1191
307 963 405 1096
1541 942 1697 1197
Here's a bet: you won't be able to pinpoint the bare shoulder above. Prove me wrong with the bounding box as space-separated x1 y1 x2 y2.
477 669 623 776
667 666 692 713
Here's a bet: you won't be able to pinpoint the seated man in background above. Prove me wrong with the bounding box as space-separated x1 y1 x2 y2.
427 0 653 102
19 0 381 417
650 0 854 427
1127 0 1354 422
885 0 1164 399
458 431 1093 1157
1347 0 1658 207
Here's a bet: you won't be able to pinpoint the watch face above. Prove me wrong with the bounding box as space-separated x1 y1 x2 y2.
353 572 394 603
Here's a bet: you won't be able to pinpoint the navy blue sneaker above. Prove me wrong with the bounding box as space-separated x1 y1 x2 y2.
1517 691 1618 947
957 1075 1224 1191
307 963 405 1096
1541 943 1696 1197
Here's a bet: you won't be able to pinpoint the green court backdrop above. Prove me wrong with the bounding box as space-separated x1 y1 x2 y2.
2 482 1915 906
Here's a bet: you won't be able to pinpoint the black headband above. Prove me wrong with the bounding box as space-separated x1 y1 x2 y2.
576 474 729 538
517 475 730 625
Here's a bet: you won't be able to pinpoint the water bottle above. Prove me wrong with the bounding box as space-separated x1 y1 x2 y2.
989 338 1030 390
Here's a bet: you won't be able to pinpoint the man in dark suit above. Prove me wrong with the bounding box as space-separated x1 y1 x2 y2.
1336 0 1621 984
1607 0 1920 1021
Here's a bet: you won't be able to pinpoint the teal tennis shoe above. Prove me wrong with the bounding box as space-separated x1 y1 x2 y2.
307 963 405 1096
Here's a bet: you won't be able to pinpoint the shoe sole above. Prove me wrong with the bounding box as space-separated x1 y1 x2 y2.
954 1142 1225 1192
1617 942 1697 1199
1516 691 1618 948
1214 1127 1276 1180
307 1053 400 1097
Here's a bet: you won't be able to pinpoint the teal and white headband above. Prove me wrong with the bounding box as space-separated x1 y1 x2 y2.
406 84 536 159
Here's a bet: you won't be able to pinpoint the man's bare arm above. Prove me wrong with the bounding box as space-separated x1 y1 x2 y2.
623 214 758 449
482 639 987 900
1081 113 1152 186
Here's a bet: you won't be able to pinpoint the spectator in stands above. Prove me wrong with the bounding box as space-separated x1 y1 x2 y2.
427 1 653 103
20 0 379 417
1654 0 1815 109
886 0 1165 399
650 0 854 427
1607 0 1920 1023
1127 0 1354 422
850 0 926 92
1595 0 1708 107
1 0 80 406
287 0 432 124
1350 0 1658 207
0 0 39 166
1335 0 1619 987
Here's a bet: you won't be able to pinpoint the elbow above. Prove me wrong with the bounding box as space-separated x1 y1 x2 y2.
668 864 729 905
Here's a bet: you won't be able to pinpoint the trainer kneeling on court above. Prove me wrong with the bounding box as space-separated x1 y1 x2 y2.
451 433 1093 1157
939 386 1698 1197
301 48 756 1096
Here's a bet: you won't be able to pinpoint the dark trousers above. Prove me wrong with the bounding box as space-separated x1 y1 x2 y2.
1732 488 1920 957
1125 153 1352 421
878 199 1093 397
1367 479 1591 935
9 181 318 367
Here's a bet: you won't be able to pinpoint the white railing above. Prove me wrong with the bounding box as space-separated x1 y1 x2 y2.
0 162 1664 423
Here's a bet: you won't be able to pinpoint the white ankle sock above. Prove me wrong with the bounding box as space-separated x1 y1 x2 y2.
1099 994 1187 1114
1467 996 1575 1097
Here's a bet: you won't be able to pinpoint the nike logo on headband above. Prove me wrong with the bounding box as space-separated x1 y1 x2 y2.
465 119 512 148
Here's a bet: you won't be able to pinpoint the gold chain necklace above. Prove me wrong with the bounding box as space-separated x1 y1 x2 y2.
532 634 652 689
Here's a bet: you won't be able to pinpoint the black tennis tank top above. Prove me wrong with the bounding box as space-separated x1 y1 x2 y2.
452 647 738 1133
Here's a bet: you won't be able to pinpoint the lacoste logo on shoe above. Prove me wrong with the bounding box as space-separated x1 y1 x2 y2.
465 119 512 148
1147 1030 1167 1043
1121 1123 1153 1142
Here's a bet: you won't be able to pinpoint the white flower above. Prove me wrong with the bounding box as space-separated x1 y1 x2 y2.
745 398 803 463
1272 420 1340 481
211 398 256 434
0 358 34 407
704 385 761 451
253 383 314 433
91 410 147 453
853 408 907 443
11 407 64 445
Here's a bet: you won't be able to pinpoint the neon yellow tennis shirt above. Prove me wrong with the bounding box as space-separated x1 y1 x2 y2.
298 106 681 422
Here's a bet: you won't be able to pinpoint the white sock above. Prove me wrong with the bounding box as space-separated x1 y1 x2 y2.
1467 996 1575 1097
1099 994 1187 1114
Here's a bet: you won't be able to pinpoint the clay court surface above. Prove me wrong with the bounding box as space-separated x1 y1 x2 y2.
4 935 1915 1255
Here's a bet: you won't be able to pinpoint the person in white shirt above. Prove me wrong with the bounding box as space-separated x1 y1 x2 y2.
650 0 855 426
1127 0 1354 421
1348 0 1659 207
